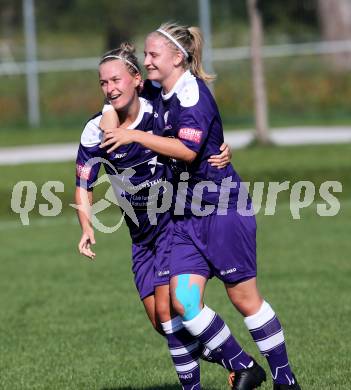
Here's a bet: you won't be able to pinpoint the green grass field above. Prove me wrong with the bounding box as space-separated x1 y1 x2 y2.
0 144 350 389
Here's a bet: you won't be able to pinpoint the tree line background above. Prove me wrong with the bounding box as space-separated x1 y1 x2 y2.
1 0 351 130
1 0 322 47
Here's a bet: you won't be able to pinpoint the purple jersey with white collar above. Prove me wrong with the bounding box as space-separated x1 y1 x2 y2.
150 71 244 214
75 97 170 244
145 74 257 286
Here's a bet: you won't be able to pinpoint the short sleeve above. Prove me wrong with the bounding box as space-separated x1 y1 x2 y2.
75 144 102 190
176 105 211 153
102 104 114 113
76 115 105 189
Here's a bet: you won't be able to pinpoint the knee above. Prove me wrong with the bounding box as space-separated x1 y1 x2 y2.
232 296 264 317
155 298 172 323
172 283 202 321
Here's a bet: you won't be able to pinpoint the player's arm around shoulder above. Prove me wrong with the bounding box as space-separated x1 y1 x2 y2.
131 130 197 163
99 104 119 132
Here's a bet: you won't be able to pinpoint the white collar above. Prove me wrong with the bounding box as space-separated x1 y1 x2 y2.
128 97 146 129
161 70 192 101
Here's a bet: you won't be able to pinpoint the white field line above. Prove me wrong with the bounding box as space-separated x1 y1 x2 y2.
2 40 351 75
1 127 351 165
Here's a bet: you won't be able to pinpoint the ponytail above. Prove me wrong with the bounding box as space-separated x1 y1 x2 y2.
188 27 215 82
154 22 216 83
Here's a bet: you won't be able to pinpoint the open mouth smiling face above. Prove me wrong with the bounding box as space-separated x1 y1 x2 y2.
99 60 138 111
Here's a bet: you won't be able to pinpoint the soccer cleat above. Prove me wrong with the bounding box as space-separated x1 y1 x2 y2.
273 374 301 390
230 360 266 389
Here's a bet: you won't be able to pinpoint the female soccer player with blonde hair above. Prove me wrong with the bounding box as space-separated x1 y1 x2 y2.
76 42 233 389
102 22 301 390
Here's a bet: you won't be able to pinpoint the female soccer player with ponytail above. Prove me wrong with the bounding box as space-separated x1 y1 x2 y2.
101 22 301 390
76 42 234 389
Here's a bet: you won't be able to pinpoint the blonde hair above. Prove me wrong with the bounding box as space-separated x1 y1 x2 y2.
153 22 216 83
99 42 140 76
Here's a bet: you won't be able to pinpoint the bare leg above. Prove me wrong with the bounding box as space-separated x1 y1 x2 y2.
155 284 174 323
225 277 263 316
142 294 163 335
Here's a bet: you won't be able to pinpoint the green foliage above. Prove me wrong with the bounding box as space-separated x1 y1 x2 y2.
35 0 198 44
214 55 351 128
1 0 320 44
2 53 351 129
0 0 339 130
259 0 319 42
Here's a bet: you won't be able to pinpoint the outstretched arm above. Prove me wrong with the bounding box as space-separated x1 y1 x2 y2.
75 187 96 260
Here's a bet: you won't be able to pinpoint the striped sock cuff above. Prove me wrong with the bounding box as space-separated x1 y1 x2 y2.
244 301 285 354
182 305 216 336
244 301 274 330
161 316 184 334
175 360 199 374
205 324 231 350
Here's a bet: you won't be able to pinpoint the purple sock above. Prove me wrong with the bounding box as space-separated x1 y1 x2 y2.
200 346 223 366
161 316 201 390
183 305 253 371
244 301 295 385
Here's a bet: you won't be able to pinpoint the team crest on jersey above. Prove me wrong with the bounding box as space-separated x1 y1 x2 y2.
178 128 202 144
76 163 92 180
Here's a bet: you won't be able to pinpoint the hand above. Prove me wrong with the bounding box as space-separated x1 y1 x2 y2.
100 127 135 153
78 228 96 260
207 142 232 169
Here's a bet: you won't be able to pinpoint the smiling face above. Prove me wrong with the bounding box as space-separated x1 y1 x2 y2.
144 34 185 93
99 60 141 112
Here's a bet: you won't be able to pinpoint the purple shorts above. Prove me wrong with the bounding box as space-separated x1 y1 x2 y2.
132 221 174 300
169 210 257 284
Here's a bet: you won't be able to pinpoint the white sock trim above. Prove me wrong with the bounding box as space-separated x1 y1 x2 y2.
182 305 216 336
175 360 199 373
206 324 231 350
257 329 285 353
161 315 184 334
170 341 200 356
244 301 275 330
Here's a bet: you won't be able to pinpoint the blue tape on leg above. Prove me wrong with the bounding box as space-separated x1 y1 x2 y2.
175 274 201 321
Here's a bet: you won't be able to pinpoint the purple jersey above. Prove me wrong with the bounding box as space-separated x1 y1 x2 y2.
149 71 244 214
75 97 170 244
